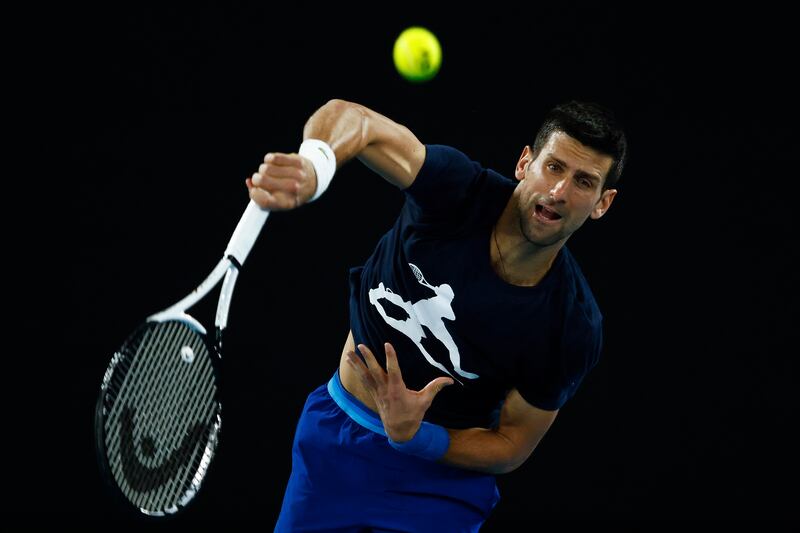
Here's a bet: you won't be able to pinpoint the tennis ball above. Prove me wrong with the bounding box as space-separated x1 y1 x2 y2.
393 26 442 83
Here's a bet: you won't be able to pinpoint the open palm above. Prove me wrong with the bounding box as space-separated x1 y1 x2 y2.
345 342 453 442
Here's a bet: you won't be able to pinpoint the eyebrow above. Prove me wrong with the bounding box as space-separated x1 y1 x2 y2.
547 154 602 183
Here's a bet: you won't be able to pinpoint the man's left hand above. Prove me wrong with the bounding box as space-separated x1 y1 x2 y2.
345 342 453 442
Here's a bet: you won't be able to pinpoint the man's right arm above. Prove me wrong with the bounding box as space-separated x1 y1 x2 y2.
247 99 425 210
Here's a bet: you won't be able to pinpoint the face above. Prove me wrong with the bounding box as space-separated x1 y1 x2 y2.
513 131 617 247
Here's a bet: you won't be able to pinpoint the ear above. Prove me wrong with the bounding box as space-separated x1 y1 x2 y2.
514 146 533 182
590 188 617 220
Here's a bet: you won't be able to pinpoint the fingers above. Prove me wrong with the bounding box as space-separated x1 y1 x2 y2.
420 377 454 406
384 342 404 386
357 344 382 377
247 152 305 211
263 152 303 167
257 161 302 181
247 178 298 210
252 173 300 196
347 343 391 393
344 350 378 391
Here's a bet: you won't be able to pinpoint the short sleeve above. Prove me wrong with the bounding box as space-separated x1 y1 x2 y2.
516 298 603 411
403 144 484 216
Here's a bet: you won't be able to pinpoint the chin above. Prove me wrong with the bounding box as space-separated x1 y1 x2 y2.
521 224 564 248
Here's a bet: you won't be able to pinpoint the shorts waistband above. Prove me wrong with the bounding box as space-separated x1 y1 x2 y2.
327 370 386 436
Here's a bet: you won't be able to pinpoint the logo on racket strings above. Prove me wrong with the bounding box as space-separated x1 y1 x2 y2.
118 406 210 492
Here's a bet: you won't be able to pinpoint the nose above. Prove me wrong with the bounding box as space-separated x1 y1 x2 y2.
549 178 569 203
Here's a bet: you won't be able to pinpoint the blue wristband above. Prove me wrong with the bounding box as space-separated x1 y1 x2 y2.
387 422 450 461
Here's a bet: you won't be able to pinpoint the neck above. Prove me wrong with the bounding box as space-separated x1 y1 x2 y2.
491 204 562 287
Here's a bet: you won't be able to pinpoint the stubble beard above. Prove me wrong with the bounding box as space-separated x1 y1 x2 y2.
517 192 565 248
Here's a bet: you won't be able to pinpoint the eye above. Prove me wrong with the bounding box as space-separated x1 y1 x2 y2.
547 162 561 172
578 178 593 188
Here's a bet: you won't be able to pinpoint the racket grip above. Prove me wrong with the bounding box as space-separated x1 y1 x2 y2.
224 200 270 265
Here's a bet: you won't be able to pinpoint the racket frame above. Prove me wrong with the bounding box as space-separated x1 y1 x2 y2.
95 200 269 516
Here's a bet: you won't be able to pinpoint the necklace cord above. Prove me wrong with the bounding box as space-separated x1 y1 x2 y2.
493 226 507 278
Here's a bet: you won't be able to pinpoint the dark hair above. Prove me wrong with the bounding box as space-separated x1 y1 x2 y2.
531 101 627 189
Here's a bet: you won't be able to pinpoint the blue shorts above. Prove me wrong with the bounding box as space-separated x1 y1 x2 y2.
274 370 500 532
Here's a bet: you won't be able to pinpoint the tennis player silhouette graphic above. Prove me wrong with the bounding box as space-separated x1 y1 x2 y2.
368 263 479 383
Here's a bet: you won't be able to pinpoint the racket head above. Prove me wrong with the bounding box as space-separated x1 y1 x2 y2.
409 262 434 289
94 319 222 517
409 262 426 284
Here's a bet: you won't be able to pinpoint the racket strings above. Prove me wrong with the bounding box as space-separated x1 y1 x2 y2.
134 323 215 507
126 325 207 463
114 323 216 511
123 324 207 509
143 343 218 511
102 321 219 513
109 323 192 467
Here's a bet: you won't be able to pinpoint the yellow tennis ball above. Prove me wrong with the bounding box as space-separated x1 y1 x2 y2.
393 26 442 83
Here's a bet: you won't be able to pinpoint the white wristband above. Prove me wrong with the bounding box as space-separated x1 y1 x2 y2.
299 139 336 202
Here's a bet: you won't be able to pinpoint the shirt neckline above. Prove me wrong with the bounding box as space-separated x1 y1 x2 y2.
480 224 565 293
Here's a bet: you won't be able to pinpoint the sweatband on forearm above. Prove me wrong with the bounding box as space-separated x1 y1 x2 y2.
387 421 450 461
298 139 336 201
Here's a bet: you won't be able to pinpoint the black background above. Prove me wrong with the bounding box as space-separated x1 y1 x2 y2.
17 3 797 528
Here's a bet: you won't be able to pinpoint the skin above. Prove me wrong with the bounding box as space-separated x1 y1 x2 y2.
493 131 617 287
248 99 617 475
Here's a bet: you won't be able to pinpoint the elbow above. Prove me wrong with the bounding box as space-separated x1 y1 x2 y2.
493 438 536 475
316 99 370 148
316 98 363 127
475 458 522 475
323 98 370 124
494 456 527 475
324 97 349 109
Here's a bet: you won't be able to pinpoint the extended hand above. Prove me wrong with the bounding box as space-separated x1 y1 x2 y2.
345 342 453 442
246 152 317 210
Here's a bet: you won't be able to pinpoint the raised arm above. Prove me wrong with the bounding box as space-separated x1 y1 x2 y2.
247 99 425 210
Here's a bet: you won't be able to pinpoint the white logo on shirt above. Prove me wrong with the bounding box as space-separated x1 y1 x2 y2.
368 263 479 382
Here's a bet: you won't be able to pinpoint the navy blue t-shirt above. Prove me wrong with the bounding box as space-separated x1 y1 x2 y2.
348 145 602 429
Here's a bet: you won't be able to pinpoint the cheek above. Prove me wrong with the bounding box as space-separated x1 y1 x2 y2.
519 186 541 211
520 175 543 198
582 200 604 221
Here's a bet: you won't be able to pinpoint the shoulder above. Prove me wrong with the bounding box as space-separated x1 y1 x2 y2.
408 144 515 201
414 144 481 181
402 145 515 220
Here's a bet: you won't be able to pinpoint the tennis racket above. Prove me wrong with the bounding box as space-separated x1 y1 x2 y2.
409 262 434 289
94 199 269 517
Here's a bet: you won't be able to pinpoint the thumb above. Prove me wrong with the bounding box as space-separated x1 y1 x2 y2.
421 377 454 403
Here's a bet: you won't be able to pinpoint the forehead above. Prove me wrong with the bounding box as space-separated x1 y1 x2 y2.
539 131 614 178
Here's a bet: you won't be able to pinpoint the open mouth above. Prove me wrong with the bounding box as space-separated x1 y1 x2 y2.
535 204 562 222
